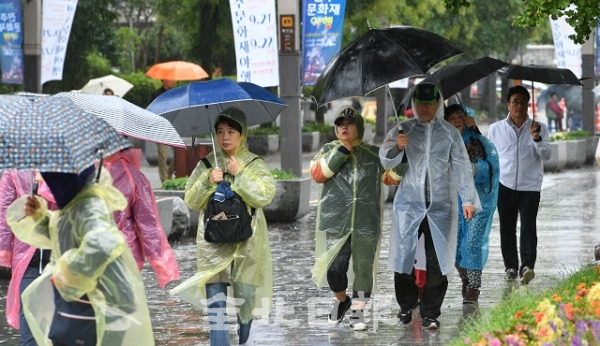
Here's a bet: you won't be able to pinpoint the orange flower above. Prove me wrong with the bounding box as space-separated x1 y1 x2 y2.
552 294 563 303
578 288 588 296
532 312 545 323
575 295 582 301
563 302 574 320
577 282 587 290
514 311 523 319
595 307 600 317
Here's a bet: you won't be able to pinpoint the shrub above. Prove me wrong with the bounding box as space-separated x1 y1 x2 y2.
550 130 590 142
161 177 188 190
247 124 279 135
302 121 332 134
271 168 296 180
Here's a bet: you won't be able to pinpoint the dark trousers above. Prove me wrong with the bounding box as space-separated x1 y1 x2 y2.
497 183 540 273
394 219 447 319
326 237 372 298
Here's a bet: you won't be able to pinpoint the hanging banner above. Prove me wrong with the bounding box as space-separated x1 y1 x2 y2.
595 23 600 79
301 0 346 86
40 0 78 85
230 0 279 87
549 12 581 78
0 0 24 84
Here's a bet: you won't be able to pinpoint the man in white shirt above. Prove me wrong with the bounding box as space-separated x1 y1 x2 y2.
488 85 551 285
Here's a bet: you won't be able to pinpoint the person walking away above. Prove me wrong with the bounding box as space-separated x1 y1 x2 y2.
379 83 479 330
444 104 500 305
488 85 551 285
5 165 154 345
170 107 275 346
0 171 57 346
104 147 180 288
310 107 385 331
545 92 563 132
151 79 176 183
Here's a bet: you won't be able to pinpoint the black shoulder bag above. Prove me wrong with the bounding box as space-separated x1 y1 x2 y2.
202 157 260 243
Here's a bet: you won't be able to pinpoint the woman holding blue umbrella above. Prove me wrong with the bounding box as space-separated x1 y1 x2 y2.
170 107 275 346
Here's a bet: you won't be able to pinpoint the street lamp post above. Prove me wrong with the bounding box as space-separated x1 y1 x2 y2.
23 0 42 92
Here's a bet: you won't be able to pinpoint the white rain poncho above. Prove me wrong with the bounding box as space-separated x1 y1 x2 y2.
379 95 480 275
170 108 276 324
6 171 154 346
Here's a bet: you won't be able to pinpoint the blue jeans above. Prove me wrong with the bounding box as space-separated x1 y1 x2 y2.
19 266 41 346
205 283 252 346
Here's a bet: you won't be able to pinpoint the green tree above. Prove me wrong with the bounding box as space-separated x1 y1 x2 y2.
444 0 600 44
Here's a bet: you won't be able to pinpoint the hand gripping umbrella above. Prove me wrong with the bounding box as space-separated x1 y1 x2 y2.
147 78 287 165
311 25 463 112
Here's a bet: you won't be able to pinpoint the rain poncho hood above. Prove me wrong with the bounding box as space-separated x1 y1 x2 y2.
455 125 500 271
379 91 480 275
105 148 180 287
5 169 154 345
310 132 385 292
171 107 276 324
0 171 56 329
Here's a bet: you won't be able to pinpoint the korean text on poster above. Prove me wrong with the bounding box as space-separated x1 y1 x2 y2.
41 0 78 85
301 0 346 86
230 0 279 87
550 12 581 78
0 0 23 84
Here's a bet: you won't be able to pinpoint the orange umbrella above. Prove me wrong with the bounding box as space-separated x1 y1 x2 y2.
145 61 209 81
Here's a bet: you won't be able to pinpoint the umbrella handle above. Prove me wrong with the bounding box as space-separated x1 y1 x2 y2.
206 105 219 168
387 86 400 124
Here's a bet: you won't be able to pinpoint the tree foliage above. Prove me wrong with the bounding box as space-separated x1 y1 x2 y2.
444 0 600 44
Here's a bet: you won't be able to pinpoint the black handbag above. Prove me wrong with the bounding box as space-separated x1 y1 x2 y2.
204 192 254 243
48 287 96 346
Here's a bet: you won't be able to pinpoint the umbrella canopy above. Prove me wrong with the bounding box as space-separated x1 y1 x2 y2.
421 57 509 99
501 65 582 86
147 78 287 137
145 61 209 81
54 92 185 148
80 74 134 97
0 95 129 174
311 26 463 106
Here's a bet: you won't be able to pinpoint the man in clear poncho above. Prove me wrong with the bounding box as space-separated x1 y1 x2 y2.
170 107 275 346
310 107 385 331
5 165 154 345
379 83 479 330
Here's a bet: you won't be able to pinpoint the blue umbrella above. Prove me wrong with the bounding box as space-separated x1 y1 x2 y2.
0 95 130 174
147 78 287 137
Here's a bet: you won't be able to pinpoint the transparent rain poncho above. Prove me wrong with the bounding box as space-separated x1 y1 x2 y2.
379 96 480 275
310 139 385 292
170 109 276 324
6 172 154 346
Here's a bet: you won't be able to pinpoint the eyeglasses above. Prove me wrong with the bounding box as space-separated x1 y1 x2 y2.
509 100 528 106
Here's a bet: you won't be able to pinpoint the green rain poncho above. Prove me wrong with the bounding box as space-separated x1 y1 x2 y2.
6 171 154 346
170 108 276 324
310 109 385 293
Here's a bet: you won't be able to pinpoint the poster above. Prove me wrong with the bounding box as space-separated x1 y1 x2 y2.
549 13 582 78
0 0 23 84
301 0 346 86
230 0 279 87
40 0 78 85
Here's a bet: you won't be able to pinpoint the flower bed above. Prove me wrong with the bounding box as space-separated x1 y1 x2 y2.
455 265 600 345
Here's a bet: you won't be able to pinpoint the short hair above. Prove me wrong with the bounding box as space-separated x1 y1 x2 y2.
444 104 465 120
215 115 243 134
506 85 530 103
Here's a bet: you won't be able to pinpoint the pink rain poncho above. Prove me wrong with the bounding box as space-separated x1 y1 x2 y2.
104 148 180 287
0 171 57 329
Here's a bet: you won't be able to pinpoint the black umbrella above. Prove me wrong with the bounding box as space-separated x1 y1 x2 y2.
500 64 582 118
421 57 509 99
311 26 463 107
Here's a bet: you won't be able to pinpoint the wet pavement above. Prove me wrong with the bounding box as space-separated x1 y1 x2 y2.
1 149 599 345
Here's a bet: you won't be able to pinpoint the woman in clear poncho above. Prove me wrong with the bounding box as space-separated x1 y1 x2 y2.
310 107 385 331
170 107 275 346
444 104 499 304
5 165 154 345
379 83 479 328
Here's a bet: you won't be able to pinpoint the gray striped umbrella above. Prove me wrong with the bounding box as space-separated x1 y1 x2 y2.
0 95 130 174
55 92 185 148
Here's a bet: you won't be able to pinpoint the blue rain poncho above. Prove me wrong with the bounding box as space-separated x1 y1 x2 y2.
170 108 276 324
310 124 385 292
6 170 154 346
455 126 500 271
379 95 480 276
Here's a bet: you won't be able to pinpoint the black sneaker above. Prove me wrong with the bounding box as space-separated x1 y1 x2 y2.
422 317 440 330
504 268 518 281
397 301 418 324
327 296 351 326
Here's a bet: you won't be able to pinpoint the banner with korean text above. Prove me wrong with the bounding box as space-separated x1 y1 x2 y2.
301 0 346 86
595 23 600 79
41 0 78 85
549 13 581 78
230 0 279 87
0 0 24 84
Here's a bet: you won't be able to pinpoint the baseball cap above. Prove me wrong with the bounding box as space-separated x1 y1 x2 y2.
413 83 440 104
334 107 359 125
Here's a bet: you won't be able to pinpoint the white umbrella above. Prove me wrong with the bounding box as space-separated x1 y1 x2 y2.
80 74 134 97
55 92 185 148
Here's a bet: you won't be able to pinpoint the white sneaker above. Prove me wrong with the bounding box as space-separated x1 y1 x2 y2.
349 309 367 331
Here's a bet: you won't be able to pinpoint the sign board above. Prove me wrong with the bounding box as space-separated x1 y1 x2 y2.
279 14 295 52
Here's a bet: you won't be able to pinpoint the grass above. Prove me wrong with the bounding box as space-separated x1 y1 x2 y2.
451 264 600 345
